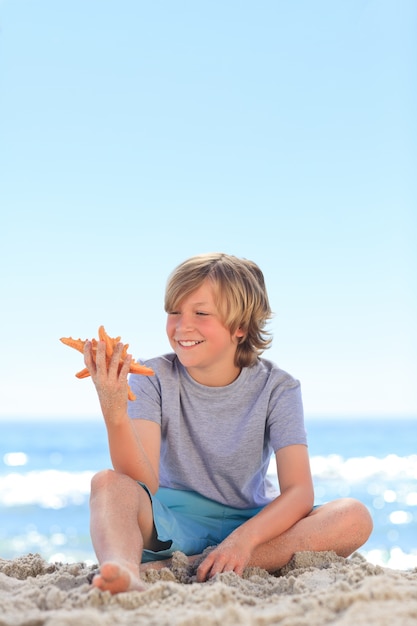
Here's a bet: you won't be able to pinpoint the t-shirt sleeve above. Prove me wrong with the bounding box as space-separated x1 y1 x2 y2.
127 370 162 425
267 377 307 452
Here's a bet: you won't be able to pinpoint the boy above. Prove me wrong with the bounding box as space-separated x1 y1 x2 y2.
84 252 372 594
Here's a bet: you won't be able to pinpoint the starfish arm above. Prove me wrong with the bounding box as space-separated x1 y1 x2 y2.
99 325 121 358
75 368 91 379
60 337 86 354
129 362 155 376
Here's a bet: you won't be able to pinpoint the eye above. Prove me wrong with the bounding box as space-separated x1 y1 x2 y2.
196 311 209 316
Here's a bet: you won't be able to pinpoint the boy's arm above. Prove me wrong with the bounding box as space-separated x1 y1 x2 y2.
197 444 314 581
106 418 160 493
84 340 161 493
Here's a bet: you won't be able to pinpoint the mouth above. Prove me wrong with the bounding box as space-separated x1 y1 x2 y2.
177 340 204 348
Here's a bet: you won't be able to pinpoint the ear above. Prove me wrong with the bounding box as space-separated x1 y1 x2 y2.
235 327 245 339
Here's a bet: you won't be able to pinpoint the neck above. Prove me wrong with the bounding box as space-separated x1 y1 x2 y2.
185 364 242 387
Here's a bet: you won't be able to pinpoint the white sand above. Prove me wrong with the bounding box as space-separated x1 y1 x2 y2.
0 550 416 625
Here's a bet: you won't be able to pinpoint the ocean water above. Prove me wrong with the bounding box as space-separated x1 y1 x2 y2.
0 417 416 570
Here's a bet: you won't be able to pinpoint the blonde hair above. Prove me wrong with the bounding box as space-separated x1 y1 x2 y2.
164 253 273 367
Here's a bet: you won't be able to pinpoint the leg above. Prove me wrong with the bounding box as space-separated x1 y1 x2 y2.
249 497 373 572
89 469 159 594
142 498 373 580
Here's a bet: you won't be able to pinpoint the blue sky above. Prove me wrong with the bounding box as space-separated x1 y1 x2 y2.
1 0 416 419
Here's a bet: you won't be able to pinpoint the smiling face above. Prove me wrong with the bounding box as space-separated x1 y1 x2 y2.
166 280 244 386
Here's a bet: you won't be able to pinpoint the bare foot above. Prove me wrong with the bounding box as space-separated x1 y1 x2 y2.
92 561 147 594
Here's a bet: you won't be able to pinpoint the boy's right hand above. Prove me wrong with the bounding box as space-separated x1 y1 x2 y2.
84 340 132 424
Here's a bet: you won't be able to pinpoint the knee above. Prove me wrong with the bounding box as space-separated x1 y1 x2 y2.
91 468 115 493
90 468 148 503
338 497 373 544
90 468 134 496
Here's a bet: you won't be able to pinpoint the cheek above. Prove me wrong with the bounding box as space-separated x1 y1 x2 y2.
166 318 173 336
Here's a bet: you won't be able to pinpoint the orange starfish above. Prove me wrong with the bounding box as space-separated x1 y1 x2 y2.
60 325 154 400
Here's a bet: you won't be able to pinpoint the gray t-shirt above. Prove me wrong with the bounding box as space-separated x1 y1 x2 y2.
128 354 307 509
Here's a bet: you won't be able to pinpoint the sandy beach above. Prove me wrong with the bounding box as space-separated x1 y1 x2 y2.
0 550 416 625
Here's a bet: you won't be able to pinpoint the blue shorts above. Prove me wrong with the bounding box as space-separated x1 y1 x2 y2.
140 485 264 563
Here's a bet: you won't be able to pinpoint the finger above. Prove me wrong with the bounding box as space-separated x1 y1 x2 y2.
110 345 132 391
196 555 214 582
107 342 124 376
118 351 132 377
207 561 228 579
197 553 227 582
83 341 96 374
94 340 107 371
232 562 245 577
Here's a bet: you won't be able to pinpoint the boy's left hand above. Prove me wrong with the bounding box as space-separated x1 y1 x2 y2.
196 534 253 581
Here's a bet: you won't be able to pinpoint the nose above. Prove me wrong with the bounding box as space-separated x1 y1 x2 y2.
175 312 194 331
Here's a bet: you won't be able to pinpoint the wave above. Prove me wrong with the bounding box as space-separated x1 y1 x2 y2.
0 469 94 508
1 454 417 508
308 454 417 482
267 453 417 483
